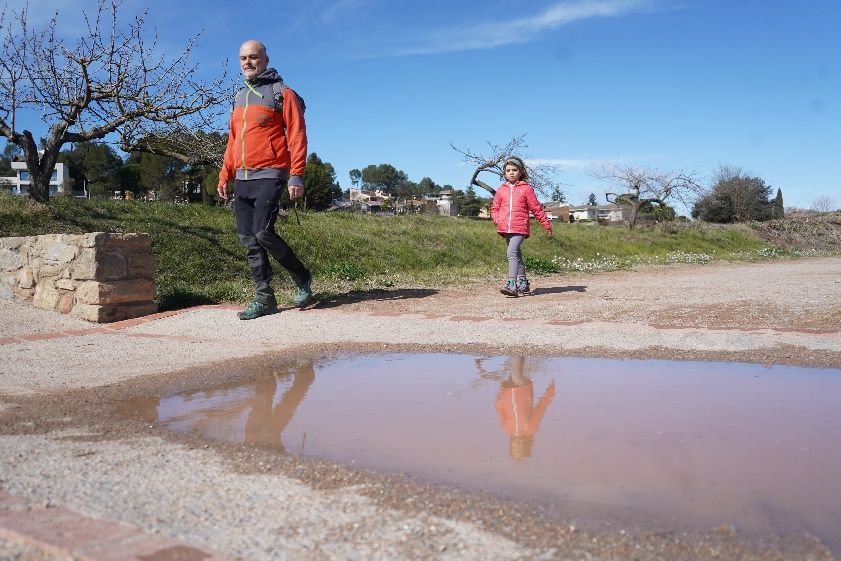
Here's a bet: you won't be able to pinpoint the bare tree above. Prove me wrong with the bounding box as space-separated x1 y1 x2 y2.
125 130 229 170
591 163 703 228
811 195 835 213
0 1 230 204
450 133 562 197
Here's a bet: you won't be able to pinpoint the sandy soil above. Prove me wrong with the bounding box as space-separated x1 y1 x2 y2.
339 257 841 332
1 256 840 560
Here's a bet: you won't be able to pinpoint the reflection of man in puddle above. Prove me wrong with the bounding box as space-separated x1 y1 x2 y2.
495 356 555 461
244 359 315 452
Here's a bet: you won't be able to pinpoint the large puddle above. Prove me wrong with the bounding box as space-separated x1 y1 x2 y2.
121 354 841 550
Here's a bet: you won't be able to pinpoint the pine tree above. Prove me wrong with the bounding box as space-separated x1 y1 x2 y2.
303 153 339 211
774 188 785 219
460 186 482 217
588 193 598 206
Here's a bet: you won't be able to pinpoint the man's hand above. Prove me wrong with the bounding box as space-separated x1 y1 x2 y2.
217 182 229 201
288 184 304 200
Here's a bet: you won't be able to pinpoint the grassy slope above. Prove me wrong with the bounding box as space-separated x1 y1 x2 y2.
1 195 820 310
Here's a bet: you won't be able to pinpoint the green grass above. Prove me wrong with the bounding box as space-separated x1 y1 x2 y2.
0 194 817 310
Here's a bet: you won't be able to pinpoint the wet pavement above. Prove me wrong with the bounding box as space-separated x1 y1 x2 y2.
119 353 841 554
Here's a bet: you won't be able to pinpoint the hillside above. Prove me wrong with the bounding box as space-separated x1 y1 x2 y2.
1 195 838 310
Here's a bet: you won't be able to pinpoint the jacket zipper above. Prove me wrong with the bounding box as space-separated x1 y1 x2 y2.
506 183 514 233
240 90 250 179
510 388 520 436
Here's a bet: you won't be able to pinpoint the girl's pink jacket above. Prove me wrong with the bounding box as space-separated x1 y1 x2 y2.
490 181 552 237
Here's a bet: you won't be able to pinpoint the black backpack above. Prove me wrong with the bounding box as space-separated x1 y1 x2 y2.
272 82 306 114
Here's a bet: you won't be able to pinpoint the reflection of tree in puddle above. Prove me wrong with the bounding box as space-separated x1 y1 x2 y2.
492 356 555 462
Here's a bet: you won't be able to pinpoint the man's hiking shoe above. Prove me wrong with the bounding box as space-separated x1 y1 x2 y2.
237 301 277 320
294 281 312 308
500 280 518 297
516 277 531 296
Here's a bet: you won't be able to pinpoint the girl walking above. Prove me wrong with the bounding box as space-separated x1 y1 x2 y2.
490 156 553 297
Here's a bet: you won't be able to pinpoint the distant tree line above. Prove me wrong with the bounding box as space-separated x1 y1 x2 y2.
46 139 220 203
1 138 343 210
6 128 827 224
347 163 486 217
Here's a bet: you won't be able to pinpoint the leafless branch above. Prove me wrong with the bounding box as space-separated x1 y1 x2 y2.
450 134 561 197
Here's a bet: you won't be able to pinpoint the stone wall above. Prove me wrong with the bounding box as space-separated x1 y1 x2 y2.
0 233 157 323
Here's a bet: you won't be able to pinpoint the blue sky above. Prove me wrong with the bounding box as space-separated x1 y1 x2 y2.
18 0 841 210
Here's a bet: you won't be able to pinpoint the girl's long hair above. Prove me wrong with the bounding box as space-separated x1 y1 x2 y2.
503 156 528 181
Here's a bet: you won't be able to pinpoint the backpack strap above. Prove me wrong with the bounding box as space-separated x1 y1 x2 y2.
271 81 306 114
271 81 285 111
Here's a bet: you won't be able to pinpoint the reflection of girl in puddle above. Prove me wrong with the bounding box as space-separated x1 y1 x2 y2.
495 356 555 461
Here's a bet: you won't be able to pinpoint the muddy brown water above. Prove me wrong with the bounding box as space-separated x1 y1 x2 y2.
120 353 841 552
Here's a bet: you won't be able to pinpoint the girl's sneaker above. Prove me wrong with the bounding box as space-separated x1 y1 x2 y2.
500 279 518 297
516 277 530 295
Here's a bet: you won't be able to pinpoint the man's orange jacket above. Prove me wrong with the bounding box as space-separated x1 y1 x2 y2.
220 68 307 186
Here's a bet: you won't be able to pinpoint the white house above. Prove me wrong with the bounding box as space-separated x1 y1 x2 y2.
568 205 598 222
10 153 67 197
597 204 627 223
434 190 458 216
569 204 628 224
349 188 392 212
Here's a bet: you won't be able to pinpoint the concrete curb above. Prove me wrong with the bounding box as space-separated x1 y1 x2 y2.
0 490 240 561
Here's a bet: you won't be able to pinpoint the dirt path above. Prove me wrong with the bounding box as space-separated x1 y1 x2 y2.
1 256 840 561
338 256 841 331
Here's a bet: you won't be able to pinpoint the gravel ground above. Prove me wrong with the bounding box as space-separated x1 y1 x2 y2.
333 256 841 332
1 256 840 560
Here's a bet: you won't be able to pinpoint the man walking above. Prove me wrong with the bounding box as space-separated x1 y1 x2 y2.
218 40 312 319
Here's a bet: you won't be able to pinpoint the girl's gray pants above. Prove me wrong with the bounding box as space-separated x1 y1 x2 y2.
504 233 527 279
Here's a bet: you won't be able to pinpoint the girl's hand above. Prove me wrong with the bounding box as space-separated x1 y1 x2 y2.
546 226 554 237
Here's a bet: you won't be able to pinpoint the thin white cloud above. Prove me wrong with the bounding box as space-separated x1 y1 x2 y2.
527 157 613 170
394 0 659 56
320 0 373 24
528 149 673 171
526 156 638 170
